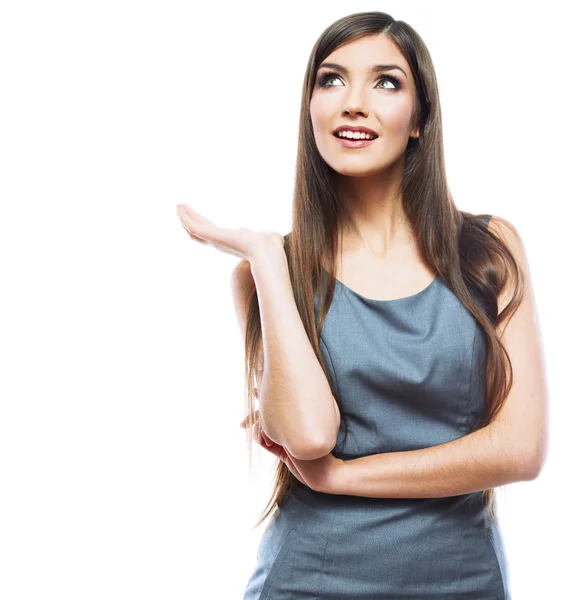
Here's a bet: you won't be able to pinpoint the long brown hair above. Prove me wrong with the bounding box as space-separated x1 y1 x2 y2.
241 11 523 530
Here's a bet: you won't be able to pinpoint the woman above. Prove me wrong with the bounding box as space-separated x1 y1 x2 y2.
177 11 547 600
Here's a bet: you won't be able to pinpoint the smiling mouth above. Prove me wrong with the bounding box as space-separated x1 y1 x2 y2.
333 132 379 140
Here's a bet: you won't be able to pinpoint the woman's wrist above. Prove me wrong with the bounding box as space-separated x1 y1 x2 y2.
326 458 349 495
249 237 287 273
249 248 290 293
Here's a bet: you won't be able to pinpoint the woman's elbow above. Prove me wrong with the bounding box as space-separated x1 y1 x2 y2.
286 433 337 461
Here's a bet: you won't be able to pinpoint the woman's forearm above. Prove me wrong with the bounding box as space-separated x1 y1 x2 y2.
330 422 536 498
250 246 339 460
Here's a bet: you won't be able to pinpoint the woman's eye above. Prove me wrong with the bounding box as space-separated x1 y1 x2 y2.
318 74 341 87
376 77 397 89
318 73 401 90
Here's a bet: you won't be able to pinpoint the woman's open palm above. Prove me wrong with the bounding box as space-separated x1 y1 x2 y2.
176 203 284 262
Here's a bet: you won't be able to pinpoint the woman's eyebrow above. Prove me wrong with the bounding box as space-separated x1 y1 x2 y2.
317 62 408 79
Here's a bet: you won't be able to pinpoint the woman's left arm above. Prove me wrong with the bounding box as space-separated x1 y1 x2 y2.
286 216 549 498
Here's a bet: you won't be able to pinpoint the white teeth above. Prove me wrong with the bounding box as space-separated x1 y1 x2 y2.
337 131 376 140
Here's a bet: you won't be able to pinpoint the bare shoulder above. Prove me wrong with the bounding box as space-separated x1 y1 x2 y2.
486 214 533 318
486 214 528 275
486 214 523 245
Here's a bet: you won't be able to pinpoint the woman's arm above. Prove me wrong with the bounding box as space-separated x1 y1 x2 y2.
175 204 339 461
320 215 548 498
232 240 340 461
327 423 535 498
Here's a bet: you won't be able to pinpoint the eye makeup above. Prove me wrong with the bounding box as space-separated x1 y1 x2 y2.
317 70 402 91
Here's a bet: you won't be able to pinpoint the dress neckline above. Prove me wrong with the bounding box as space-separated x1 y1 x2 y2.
328 271 439 304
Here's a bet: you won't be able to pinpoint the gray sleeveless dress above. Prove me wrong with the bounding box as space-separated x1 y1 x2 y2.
243 215 511 599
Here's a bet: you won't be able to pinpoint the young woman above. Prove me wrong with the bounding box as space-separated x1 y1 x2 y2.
177 11 547 600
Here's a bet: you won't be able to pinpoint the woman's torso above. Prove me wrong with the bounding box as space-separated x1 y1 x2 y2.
243 215 511 599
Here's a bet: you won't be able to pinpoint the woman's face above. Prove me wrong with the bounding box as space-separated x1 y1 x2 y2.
309 34 420 177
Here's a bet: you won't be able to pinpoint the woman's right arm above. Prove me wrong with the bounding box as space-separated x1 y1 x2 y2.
231 241 340 461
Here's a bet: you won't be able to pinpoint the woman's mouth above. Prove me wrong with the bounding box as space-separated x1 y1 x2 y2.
332 132 378 149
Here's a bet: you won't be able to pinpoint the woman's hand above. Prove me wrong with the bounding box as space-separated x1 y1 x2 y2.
176 203 285 263
240 407 308 486
283 448 346 494
240 408 345 493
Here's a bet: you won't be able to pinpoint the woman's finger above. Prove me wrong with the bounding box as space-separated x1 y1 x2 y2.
176 204 216 241
177 204 216 228
238 409 306 484
252 421 260 444
177 204 250 258
176 204 285 262
241 411 280 455
240 409 260 429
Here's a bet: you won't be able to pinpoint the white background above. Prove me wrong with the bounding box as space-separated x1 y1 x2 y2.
0 1 561 598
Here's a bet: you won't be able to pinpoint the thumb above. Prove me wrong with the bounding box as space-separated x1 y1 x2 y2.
240 409 260 428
